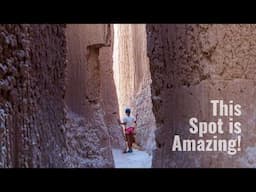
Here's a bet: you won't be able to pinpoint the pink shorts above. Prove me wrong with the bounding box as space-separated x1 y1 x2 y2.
125 127 135 135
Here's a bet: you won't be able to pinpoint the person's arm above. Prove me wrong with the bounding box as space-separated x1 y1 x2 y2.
117 119 127 125
132 115 137 135
134 113 138 124
118 119 127 136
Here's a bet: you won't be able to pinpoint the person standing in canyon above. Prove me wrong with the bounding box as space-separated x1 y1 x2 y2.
118 108 137 153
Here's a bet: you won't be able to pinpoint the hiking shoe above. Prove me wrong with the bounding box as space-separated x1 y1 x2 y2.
127 149 133 153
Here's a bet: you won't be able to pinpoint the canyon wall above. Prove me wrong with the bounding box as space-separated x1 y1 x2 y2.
65 24 123 167
113 24 156 153
0 24 68 167
0 24 119 168
99 25 125 149
147 24 256 167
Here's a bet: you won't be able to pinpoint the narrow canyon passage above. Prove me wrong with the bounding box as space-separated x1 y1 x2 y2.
1 24 255 168
111 24 156 167
65 24 157 167
0 24 157 168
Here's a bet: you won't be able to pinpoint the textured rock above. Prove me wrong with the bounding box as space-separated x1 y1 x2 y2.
64 111 113 167
99 25 126 149
0 24 122 168
65 24 122 167
0 24 68 167
147 24 256 167
7 23 256 168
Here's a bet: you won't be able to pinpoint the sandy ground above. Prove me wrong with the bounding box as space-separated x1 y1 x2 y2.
112 148 152 168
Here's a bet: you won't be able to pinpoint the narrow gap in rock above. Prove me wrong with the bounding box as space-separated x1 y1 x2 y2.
112 24 157 168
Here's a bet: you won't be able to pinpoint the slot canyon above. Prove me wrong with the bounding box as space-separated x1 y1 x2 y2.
0 24 256 168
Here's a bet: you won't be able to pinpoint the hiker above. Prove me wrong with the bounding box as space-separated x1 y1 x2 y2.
118 108 137 153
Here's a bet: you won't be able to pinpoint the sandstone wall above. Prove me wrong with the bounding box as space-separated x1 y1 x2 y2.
99 25 125 149
0 24 68 167
0 24 120 168
113 24 135 113
147 24 256 167
113 24 156 153
65 24 123 167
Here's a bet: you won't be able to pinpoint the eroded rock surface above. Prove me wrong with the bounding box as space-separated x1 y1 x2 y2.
65 24 124 167
147 24 256 167
0 24 67 167
0 24 122 168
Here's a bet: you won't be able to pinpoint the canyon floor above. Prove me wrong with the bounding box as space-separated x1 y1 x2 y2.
112 149 152 168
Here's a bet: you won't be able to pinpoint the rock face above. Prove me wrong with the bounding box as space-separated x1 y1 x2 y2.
99 26 125 149
0 24 120 168
6 23 256 168
113 24 156 154
65 24 123 167
0 24 68 167
147 24 256 167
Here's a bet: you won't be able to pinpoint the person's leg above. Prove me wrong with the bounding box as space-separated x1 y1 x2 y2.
127 134 133 152
123 134 128 153
132 134 135 143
